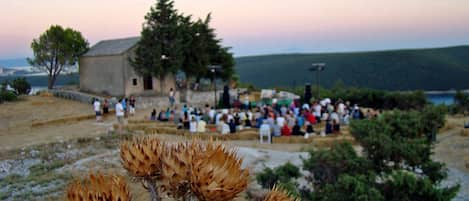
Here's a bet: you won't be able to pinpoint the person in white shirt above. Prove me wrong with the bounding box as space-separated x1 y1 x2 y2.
221 121 230 135
93 98 102 122
197 119 206 133
209 107 216 123
276 116 286 127
314 103 322 118
337 102 345 116
330 112 340 124
115 99 125 132
189 117 197 133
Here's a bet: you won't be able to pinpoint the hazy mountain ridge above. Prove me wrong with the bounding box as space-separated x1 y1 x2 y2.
0 58 29 68
235 45 469 91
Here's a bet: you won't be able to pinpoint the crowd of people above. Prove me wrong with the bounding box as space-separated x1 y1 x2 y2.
149 95 380 141
92 96 136 123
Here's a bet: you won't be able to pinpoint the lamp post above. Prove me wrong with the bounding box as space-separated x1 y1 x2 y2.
210 65 221 109
309 63 326 99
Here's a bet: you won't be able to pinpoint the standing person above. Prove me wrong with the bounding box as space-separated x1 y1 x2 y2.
115 99 125 133
102 99 109 115
169 88 175 107
93 98 102 122
122 98 127 118
129 96 136 116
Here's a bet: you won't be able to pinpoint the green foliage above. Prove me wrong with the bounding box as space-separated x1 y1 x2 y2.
256 162 301 189
28 25 89 89
382 171 459 201
130 0 235 91
350 109 444 174
0 81 17 103
10 77 31 95
453 90 469 114
130 0 183 92
282 85 427 110
235 46 469 90
419 105 447 136
302 142 372 186
315 174 384 201
292 108 457 201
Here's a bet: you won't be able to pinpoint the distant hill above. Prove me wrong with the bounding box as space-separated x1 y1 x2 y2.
234 46 469 91
0 58 29 68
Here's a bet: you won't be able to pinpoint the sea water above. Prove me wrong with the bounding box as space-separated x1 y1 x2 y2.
426 94 455 105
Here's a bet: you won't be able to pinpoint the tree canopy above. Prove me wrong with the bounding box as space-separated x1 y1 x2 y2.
130 0 235 92
28 25 89 89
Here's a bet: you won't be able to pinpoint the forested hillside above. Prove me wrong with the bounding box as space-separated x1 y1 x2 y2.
235 46 469 90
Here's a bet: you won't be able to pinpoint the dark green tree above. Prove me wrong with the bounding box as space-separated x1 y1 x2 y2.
28 25 89 89
314 174 384 201
382 171 459 201
180 16 210 82
130 0 184 93
11 77 31 95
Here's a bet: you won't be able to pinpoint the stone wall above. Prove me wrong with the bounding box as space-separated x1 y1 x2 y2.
49 88 249 110
79 55 125 97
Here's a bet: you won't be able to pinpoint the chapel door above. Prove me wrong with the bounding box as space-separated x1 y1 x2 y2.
143 76 153 90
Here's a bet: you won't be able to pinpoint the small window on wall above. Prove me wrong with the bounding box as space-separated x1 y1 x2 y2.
132 78 138 86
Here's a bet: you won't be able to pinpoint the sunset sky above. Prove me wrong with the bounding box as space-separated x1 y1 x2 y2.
1 0 469 59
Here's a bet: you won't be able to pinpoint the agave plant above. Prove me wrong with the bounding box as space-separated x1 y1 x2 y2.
67 172 131 201
120 136 165 201
190 141 249 201
120 137 164 178
160 141 202 200
263 186 298 201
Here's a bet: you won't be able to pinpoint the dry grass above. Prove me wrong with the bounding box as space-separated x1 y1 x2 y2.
461 129 469 137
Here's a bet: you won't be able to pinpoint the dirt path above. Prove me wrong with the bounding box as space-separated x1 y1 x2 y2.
433 127 469 200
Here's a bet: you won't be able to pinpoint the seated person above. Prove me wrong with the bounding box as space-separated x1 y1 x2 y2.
229 119 236 134
281 123 291 136
158 110 168 121
197 119 206 133
245 118 252 128
272 123 281 137
189 117 197 133
291 121 305 136
332 119 340 133
150 109 157 121
256 117 264 128
305 121 314 135
183 112 190 130
221 121 230 135
325 120 333 134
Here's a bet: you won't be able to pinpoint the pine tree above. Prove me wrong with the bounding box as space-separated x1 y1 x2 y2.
130 0 184 93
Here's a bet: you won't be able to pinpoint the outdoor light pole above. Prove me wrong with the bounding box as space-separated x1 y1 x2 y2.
210 65 221 109
309 63 326 99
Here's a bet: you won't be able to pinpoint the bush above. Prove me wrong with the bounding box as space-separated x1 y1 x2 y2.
0 90 17 102
302 142 372 186
11 77 31 95
256 162 301 189
282 86 428 110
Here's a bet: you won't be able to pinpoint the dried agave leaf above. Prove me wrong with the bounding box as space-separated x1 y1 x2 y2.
66 172 132 201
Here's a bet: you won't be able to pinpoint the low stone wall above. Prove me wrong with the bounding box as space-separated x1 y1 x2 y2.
184 88 247 107
49 88 248 109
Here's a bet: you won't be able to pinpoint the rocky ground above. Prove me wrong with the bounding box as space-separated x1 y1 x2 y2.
0 96 468 200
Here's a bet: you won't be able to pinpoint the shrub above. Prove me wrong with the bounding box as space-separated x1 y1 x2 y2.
0 90 17 102
11 77 31 95
256 162 301 189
